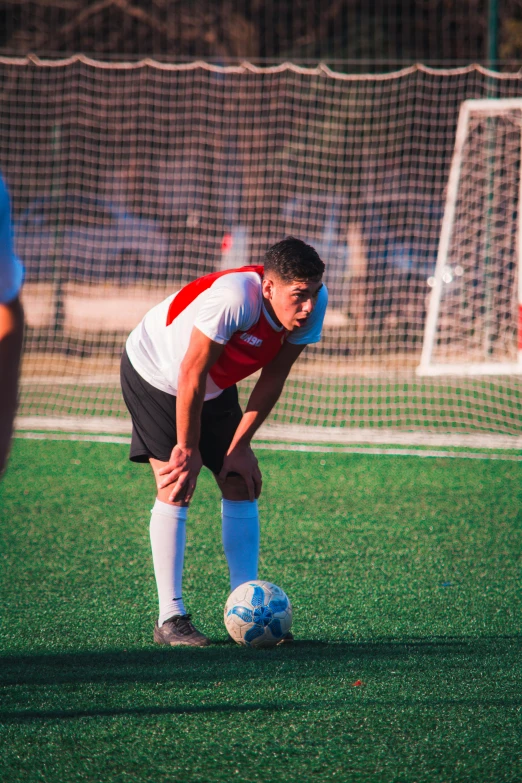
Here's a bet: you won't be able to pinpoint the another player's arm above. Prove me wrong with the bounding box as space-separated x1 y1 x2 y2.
218 341 306 500
0 295 24 475
157 326 224 503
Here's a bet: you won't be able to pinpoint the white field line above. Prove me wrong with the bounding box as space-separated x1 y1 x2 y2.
13 431 522 461
22 376 121 386
259 425 522 450
15 416 522 450
15 432 132 445
253 443 522 461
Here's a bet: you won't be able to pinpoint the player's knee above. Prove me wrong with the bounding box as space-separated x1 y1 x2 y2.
155 485 190 507
218 473 253 502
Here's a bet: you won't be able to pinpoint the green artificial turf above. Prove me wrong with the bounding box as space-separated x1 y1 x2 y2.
0 440 520 783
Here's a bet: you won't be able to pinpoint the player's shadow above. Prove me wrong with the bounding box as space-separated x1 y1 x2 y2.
1 635 517 685
0 701 311 723
0 637 518 722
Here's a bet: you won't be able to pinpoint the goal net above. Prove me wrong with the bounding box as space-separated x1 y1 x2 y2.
1 57 521 446
418 99 522 378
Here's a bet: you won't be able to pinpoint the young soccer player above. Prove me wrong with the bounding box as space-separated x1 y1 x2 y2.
0 173 24 476
121 237 327 646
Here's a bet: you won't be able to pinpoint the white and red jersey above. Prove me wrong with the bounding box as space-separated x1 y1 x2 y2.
126 265 328 400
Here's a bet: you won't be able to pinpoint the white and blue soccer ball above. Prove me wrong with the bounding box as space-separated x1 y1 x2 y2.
224 580 293 648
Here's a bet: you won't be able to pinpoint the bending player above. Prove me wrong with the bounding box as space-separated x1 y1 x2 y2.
0 173 24 476
121 237 327 646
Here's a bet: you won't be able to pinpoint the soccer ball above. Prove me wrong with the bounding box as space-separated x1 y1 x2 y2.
224 580 293 648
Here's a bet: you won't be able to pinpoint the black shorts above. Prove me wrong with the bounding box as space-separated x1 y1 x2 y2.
120 350 243 475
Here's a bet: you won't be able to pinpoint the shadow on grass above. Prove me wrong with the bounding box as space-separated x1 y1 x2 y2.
0 636 518 690
1 638 520 724
2 695 520 724
0 701 312 723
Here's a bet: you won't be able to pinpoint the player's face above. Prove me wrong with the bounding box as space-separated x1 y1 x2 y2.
262 275 323 332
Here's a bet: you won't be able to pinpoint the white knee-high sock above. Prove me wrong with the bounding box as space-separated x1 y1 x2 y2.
221 499 260 591
149 498 187 625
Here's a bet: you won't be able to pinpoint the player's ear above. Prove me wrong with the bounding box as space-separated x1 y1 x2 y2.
262 276 273 299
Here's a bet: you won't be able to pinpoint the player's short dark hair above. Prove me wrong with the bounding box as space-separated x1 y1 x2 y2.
264 237 325 283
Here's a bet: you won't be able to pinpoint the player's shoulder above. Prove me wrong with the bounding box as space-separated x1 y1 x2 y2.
210 270 261 305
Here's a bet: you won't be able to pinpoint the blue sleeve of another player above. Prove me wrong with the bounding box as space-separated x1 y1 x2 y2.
0 174 24 304
286 284 328 345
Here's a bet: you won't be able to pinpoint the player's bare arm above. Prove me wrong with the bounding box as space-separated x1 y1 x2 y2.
0 175 24 477
155 327 224 504
216 272 322 501
217 341 306 501
0 296 24 475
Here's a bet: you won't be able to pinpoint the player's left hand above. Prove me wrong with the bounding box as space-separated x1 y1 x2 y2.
218 444 262 502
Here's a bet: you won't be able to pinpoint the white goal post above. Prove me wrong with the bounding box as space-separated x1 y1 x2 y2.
418 98 522 377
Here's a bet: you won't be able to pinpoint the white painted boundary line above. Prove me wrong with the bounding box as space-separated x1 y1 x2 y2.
13 431 522 461
254 443 522 461
15 416 522 449
15 432 132 445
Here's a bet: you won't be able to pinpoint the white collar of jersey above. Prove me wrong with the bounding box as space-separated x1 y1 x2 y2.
261 301 284 332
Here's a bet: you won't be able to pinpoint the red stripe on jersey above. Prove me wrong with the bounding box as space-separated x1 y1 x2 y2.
166 264 287 390
209 309 286 389
166 265 265 326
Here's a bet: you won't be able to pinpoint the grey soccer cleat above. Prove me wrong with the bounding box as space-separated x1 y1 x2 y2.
154 614 210 647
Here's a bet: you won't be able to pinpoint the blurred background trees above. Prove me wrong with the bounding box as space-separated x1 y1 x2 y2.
0 0 520 68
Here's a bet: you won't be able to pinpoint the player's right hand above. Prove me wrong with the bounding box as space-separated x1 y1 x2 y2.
157 445 203 504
